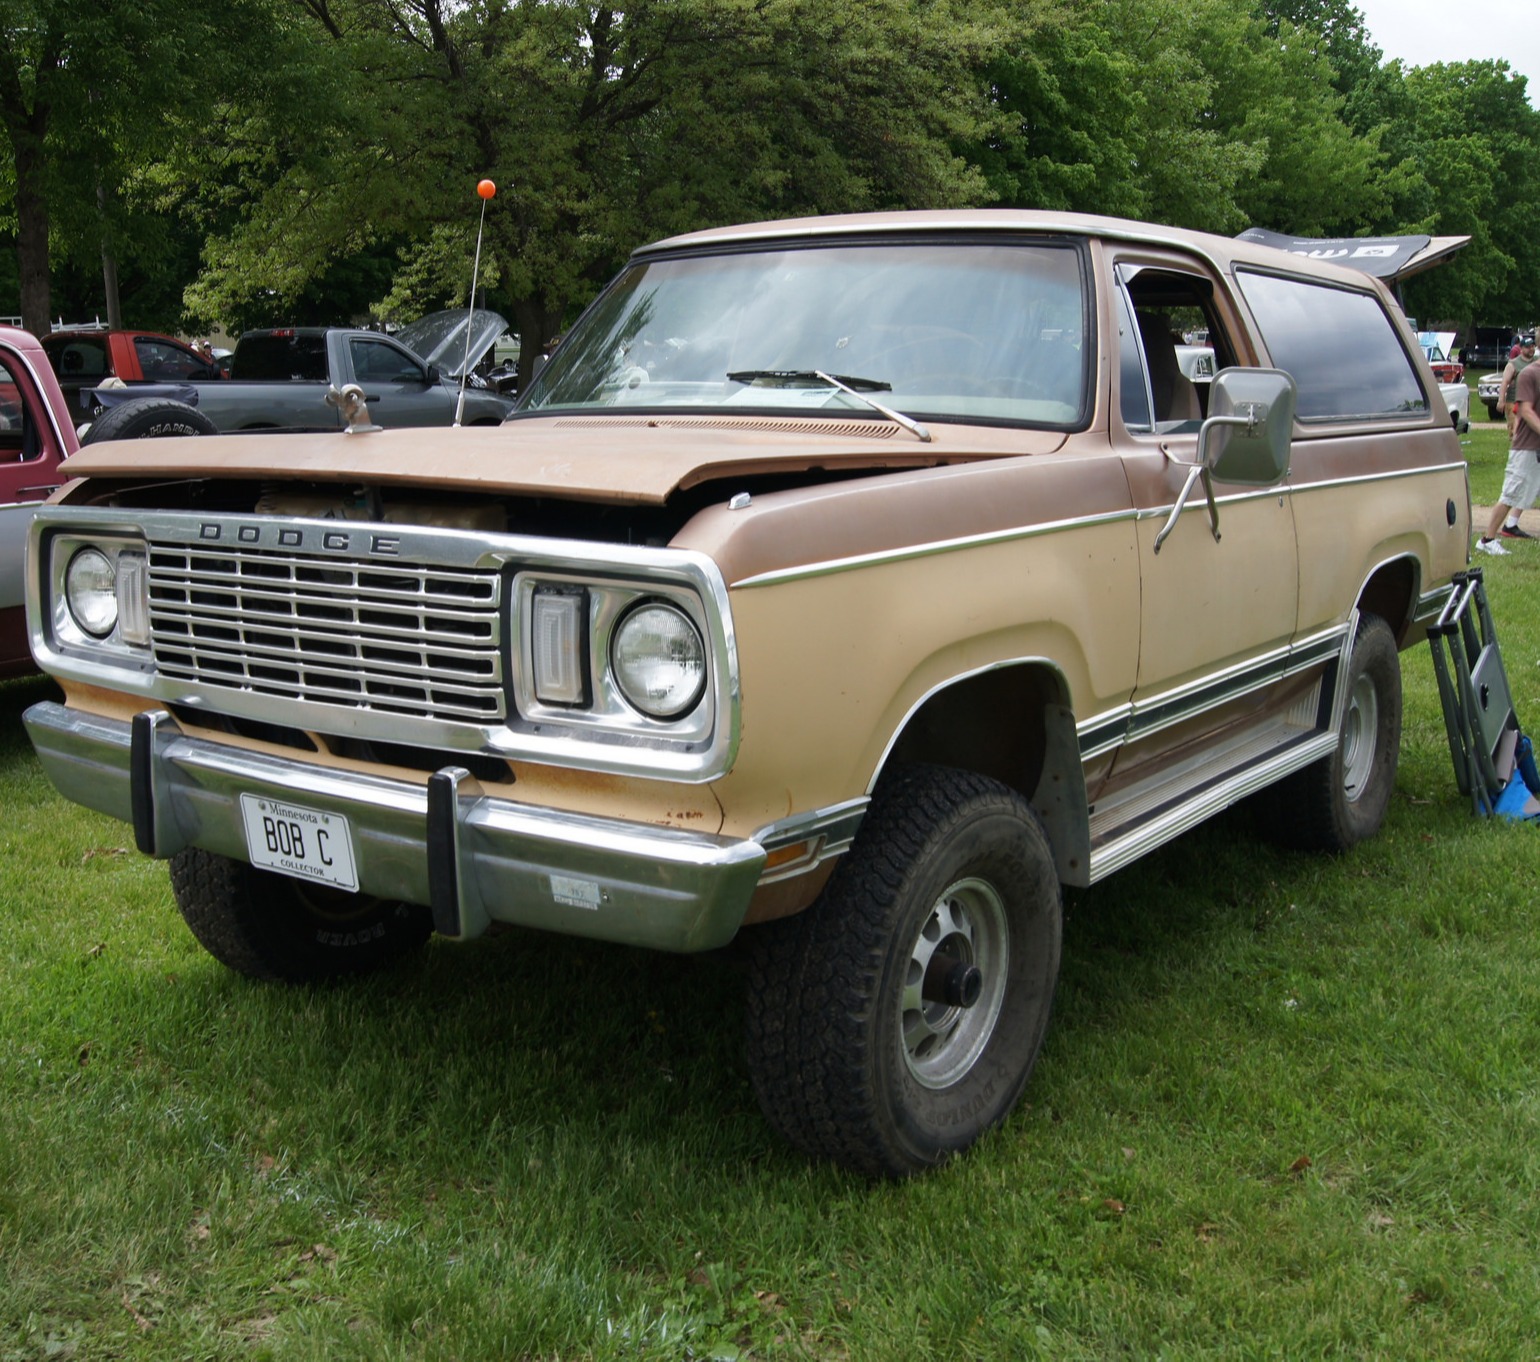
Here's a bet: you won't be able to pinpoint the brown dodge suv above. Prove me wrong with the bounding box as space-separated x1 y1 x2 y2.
22 211 1470 1175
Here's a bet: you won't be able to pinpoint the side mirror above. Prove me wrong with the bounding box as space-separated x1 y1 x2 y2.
1153 367 1297 553
1200 367 1295 486
425 364 441 385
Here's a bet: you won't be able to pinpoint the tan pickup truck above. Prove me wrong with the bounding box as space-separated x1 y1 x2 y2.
21 210 1470 1176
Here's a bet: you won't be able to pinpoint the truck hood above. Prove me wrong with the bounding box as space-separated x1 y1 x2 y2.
58 414 1068 505
395 309 509 376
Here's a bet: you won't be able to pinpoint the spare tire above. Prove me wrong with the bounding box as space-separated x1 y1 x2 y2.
82 398 218 444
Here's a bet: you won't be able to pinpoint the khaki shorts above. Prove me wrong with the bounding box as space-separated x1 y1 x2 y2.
1501 447 1540 509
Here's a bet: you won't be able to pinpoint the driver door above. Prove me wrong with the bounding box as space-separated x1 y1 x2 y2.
1105 258 1302 799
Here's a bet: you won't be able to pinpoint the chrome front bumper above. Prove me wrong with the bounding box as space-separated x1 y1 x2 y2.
24 701 767 952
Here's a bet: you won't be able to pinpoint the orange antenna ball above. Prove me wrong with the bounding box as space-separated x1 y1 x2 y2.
477 179 497 199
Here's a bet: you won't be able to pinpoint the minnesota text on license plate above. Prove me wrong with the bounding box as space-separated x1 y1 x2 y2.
238 794 359 891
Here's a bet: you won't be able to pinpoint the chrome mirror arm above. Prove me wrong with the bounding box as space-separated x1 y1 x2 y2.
1153 410 1253 553
1154 463 1205 554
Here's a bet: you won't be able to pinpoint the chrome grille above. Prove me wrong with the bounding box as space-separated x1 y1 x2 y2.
147 541 506 721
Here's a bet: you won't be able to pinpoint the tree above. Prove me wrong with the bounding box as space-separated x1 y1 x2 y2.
1253 0 1382 98
1338 58 1540 325
0 0 294 333
178 0 1008 385
977 0 1391 237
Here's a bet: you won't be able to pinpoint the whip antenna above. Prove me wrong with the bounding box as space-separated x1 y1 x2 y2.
454 178 497 426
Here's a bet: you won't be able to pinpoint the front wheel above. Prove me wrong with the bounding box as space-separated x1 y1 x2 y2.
1264 613 1402 852
169 848 432 983
744 765 1062 1177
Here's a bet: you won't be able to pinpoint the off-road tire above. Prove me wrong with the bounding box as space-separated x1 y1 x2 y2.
169 848 432 983
744 764 1062 1177
82 398 218 443
1264 613 1402 852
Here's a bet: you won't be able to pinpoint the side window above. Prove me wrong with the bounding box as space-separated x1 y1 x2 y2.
0 354 38 464
1116 265 1236 434
1116 288 1152 431
1236 270 1427 421
350 338 424 384
50 337 110 380
135 337 214 381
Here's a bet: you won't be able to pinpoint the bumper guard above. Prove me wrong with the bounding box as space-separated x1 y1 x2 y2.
24 701 767 952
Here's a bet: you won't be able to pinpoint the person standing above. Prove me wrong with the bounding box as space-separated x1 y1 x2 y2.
1478 333 1540 554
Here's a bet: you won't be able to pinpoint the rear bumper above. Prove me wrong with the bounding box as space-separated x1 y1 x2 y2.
24 701 766 952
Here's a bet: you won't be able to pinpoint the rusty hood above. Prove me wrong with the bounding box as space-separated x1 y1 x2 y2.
59 413 1066 505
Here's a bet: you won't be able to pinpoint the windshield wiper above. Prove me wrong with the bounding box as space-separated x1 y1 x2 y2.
727 369 890 391
726 369 932 444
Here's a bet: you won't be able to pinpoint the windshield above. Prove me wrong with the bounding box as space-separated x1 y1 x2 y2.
521 239 1089 427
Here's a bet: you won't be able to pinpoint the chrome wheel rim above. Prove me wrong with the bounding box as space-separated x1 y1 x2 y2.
1341 671 1379 800
901 876 1010 1090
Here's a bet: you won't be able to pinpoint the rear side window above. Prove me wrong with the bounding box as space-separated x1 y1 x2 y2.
47 336 110 380
1236 270 1427 421
232 335 329 381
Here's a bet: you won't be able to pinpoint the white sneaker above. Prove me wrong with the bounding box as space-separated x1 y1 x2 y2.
1476 536 1511 556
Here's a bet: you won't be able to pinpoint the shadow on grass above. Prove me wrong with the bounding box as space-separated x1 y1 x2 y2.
107 803 1301 1186
0 672 60 748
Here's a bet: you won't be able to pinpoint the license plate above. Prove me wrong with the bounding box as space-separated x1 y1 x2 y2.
239 793 358 892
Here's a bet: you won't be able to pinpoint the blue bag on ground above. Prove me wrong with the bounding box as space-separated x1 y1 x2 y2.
1495 734 1540 822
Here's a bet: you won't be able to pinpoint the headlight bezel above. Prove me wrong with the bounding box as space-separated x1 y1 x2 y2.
513 571 719 746
48 531 153 659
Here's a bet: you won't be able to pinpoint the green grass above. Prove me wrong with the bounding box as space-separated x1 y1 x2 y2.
6 487 1540 1358
1463 424 1507 508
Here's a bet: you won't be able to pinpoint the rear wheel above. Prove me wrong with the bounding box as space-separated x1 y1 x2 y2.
169 848 432 983
1265 613 1402 852
744 765 1062 1177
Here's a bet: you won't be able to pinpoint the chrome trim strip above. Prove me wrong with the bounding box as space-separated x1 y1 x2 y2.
867 654 1075 792
732 462 1466 589
1129 483 1292 520
752 798 869 883
1077 707 1132 760
730 508 1137 588
26 506 742 784
1089 729 1340 880
23 701 766 953
1282 459 1468 492
1088 618 1355 880
1121 626 1349 745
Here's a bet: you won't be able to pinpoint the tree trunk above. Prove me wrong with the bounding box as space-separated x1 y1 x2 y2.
513 296 564 393
99 182 122 330
14 130 51 334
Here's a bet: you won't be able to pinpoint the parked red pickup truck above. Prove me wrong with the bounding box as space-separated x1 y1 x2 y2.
39 328 223 424
0 327 78 675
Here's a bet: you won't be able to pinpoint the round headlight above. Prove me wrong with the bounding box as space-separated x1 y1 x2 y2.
66 547 119 637
611 602 707 719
